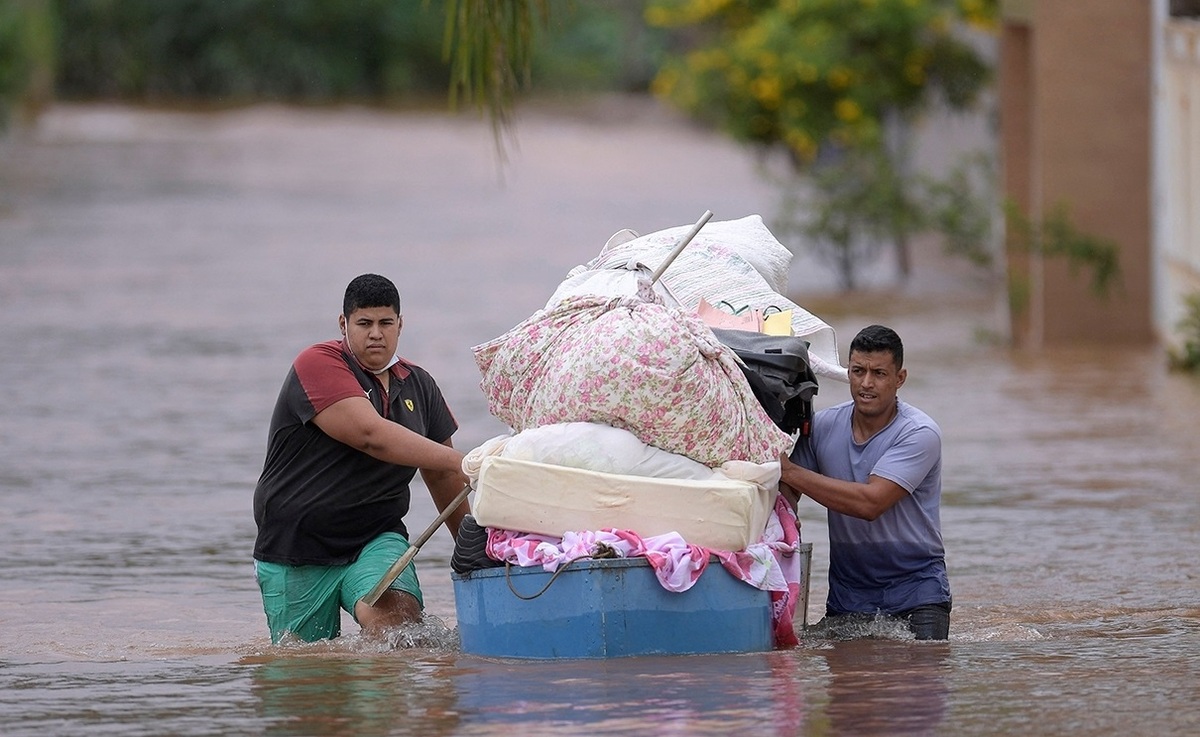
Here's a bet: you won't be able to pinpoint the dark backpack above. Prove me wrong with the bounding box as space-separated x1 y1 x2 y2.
711 328 820 436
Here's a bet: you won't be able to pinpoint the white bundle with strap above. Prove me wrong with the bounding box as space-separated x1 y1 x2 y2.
572 214 847 383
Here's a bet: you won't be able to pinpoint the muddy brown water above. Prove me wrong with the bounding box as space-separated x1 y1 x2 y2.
1 100 1197 735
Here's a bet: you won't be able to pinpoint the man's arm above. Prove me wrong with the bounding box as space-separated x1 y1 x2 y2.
779 455 908 521
312 396 464 473
420 439 471 541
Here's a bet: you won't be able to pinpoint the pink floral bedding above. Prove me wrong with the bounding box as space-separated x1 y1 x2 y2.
472 293 793 466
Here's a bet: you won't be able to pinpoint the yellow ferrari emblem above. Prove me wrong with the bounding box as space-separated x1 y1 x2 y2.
405 399 414 412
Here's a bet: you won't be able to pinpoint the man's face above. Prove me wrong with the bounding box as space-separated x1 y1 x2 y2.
340 306 401 373
847 349 906 420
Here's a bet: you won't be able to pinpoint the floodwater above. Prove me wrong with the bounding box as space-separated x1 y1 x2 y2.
1 99 1198 736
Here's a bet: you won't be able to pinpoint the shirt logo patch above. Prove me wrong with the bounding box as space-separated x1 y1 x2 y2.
404 399 414 412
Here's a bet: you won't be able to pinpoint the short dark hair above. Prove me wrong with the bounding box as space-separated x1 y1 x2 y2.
343 273 401 317
849 324 904 369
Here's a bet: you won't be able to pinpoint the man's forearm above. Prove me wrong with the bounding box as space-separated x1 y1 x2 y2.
780 459 906 521
314 397 466 473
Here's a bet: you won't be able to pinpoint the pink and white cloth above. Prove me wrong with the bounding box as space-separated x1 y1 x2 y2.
471 292 793 466
485 495 803 648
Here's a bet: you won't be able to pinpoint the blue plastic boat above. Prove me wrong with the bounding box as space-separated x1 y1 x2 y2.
452 544 811 659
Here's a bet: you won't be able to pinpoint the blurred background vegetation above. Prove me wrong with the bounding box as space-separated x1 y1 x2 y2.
0 0 665 117
0 0 998 126
5 0 1069 293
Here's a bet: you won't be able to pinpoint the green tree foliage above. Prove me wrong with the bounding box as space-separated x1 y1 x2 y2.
773 145 910 291
32 0 670 156
773 145 995 291
0 0 55 128
646 0 996 163
1167 291 1200 372
646 0 998 290
0 4 27 123
53 0 452 102
531 2 667 93
441 1 666 151
1003 201 1122 315
923 150 996 268
45 0 664 110
443 0 547 144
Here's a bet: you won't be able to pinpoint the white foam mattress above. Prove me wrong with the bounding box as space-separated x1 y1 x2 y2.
472 456 777 552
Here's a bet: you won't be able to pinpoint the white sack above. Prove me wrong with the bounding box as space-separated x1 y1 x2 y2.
579 214 848 383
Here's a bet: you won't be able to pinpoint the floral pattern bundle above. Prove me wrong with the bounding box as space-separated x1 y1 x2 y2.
472 294 793 466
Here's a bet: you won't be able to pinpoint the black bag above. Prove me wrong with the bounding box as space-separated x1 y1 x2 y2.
451 515 503 575
711 328 819 436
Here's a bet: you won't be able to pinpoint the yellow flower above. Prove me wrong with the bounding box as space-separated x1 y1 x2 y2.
750 76 782 108
828 66 853 90
835 98 862 122
645 0 732 27
786 130 818 161
739 24 768 49
904 48 932 86
961 0 999 33
685 50 706 71
643 6 672 27
904 62 925 85
650 69 679 98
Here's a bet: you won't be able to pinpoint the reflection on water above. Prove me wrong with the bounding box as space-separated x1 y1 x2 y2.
449 653 805 736
821 640 950 736
1 104 1199 735
0 657 258 736
249 654 463 737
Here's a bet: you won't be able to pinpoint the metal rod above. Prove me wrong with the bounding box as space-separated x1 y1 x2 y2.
649 209 713 284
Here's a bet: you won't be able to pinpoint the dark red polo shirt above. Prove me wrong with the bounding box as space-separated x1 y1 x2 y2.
252 340 457 566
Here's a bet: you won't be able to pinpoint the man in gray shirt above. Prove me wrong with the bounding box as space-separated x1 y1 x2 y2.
779 324 951 640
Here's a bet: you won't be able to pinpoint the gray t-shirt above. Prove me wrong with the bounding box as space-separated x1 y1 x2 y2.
792 399 950 614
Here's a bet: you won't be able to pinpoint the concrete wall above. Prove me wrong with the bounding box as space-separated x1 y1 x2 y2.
1157 17 1200 351
1000 0 1154 346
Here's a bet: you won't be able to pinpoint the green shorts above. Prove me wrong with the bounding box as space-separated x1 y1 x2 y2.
254 532 423 644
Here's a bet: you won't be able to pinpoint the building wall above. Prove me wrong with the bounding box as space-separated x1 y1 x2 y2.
1000 0 1154 346
1158 17 1200 351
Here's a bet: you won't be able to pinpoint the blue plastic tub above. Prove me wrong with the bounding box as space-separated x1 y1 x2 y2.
452 556 775 659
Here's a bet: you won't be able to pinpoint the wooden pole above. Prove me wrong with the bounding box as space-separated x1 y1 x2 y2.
360 484 473 607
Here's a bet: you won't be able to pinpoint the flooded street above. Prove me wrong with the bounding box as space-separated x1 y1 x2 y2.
1 99 1198 735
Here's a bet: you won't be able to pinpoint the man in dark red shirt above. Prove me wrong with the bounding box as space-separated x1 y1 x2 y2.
253 273 470 643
